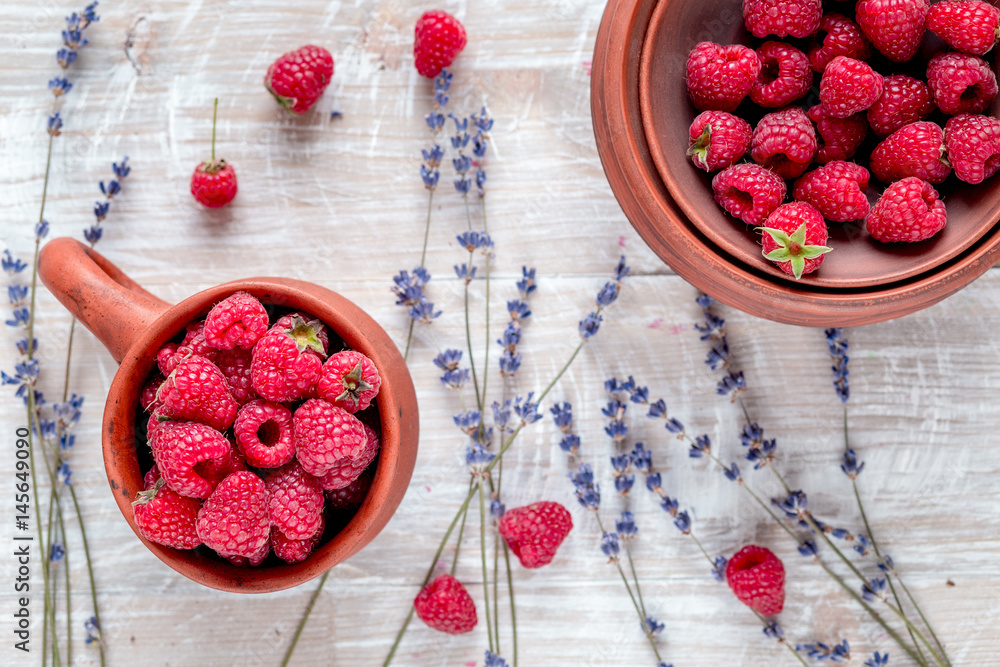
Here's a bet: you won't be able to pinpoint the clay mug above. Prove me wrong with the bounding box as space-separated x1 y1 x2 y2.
37 237 419 593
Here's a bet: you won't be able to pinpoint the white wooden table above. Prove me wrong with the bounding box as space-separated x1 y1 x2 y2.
1 1 998 665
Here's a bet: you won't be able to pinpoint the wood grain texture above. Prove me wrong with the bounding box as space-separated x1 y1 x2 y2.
0 1 997 666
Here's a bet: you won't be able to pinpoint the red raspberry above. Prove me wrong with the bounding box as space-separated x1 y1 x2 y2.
265 462 325 540
685 42 761 113
856 0 930 62
158 321 221 375
234 399 295 468
944 113 1000 183
927 0 1000 57
315 350 381 413
712 163 787 226
866 177 947 242
204 291 269 351
265 45 334 114
750 107 818 179
927 51 998 115
726 545 786 616
156 343 180 376
158 356 238 431
273 312 330 354
687 111 752 172
793 161 871 222
414 11 467 78
326 468 374 511
807 14 871 72
131 473 202 550
293 398 369 477
198 439 247 492
150 421 231 499
497 501 574 569
190 99 237 208
250 316 326 403
196 471 271 559
225 540 270 568
759 202 832 279
867 75 936 138
820 57 884 119
808 105 868 163
271 520 323 564
146 404 172 439
215 347 258 406
870 122 951 184
140 373 165 411
413 574 477 634
742 0 822 39
749 42 812 108
318 423 380 490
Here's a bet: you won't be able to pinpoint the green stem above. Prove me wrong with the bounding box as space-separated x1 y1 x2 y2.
623 541 647 618
210 98 218 162
463 253 483 414
750 609 810 667
279 570 329 667
477 195 491 439
478 478 495 652
60 511 71 667
502 541 517 667
26 397 50 667
69 486 105 667
404 189 436 362
450 479 474 576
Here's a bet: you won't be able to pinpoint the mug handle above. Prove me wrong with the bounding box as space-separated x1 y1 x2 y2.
38 238 172 363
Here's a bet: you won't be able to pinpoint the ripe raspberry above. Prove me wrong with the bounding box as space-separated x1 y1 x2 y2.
140 373 165 411
749 42 812 108
265 462 325 540
927 51 998 115
157 343 180 376
867 75 936 137
271 520 323 564
191 99 237 208
131 474 202 550
413 574 477 634
293 398 368 477
326 468 374 511
750 107 818 179
158 321 220 374
158 356 237 431
685 42 761 113
204 291 269 351
944 113 1000 183
265 45 334 114
726 545 786 616
250 316 326 403
866 177 947 242
712 163 787 226
856 0 930 62
215 347 258 406
820 57 884 119
150 421 231 499
742 0 822 39
318 424 380 491
870 122 951 184
759 202 832 279
315 350 381 413
273 312 330 354
497 501 574 569
808 105 868 163
793 161 871 222
234 399 295 468
414 10 466 78
687 111 752 172
807 14 872 72
196 471 271 559
146 404 172 439
197 439 247 492
927 0 1000 57
225 540 270 568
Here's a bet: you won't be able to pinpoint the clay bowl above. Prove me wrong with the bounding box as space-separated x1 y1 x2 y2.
592 0 1000 326
38 237 419 593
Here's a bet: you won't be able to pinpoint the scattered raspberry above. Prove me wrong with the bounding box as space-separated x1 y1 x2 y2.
150 421 231 499
944 113 1000 183
414 10 467 78
132 474 202 550
158 356 238 431
204 291 269 351
742 0 822 39
685 42 761 112
759 202 832 279
191 99 237 208
870 121 951 184
215 347 258 406
926 0 1000 57
726 545 786 616
749 41 811 108
326 468 374 511
750 107 818 179
497 501 573 569
866 177 947 242
808 105 868 163
293 398 369 477
234 399 295 468
712 163 787 226
820 57 884 118
807 13 872 72
687 111 752 172
271 520 324 564
318 423 380 490
316 350 381 413
265 45 334 114
140 373 165 411
926 51 998 115
413 574 478 634
856 0 930 62
867 75 936 137
197 471 271 559
265 461 325 540
793 161 871 222
250 315 326 403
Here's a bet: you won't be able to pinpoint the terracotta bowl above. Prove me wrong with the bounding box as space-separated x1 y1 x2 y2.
38 237 419 593
592 0 1000 326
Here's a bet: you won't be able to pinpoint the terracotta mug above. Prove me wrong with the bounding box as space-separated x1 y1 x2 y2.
37 237 419 593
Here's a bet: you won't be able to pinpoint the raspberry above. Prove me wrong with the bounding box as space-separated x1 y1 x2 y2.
190 99 236 208
759 202 832 279
273 312 330 354
196 471 271 559
315 350 381 413
131 474 202 550
146 404 172 439
158 356 238 431
793 161 871 222
234 399 295 468
293 398 368 477
140 373 165 411
157 343 180 376
271 521 323 564
926 51 998 115
685 42 761 113
265 462 325 540
265 45 334 114
927 0 1000 57
867 75 936 137
742 0 822 39
414 10 467 78
870 122 951 184
215 347 258 406
712 163 787 226
808 105 868 163
856 0 930 62
820 57 884 119
807 14 871 72
749 42 812 108
204 291 269 351
750 107 818 179
944 113 1000 184
197 439 247 492
326 468 373 511
687 111 752 172
225 540 270 568
158 321 220 375
250 315 326 403
866 177 947 242
497 501 574 569
413 574 477 634
317 423 380 490
726 545 786 616
150 421 231 499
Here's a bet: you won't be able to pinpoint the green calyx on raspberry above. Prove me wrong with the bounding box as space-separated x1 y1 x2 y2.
335 361 374 405
757 223 832 280
284 315 327 355
132 477 166 507
685 124 713 170
264 78 297 113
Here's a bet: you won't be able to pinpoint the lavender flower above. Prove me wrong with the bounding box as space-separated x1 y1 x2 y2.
711 555 728 581
616 511 637 539
516 266 536 298
600 532 620 561
454 410 481 436
689 434 711 458
466 443 495 472
798 540 819 558
763 621 784 640
84 156 129 246
513 393 541 424
484 651 508 667
864 652 889 667
825 328 850 403
841 449 864 479
50 542 66 563
795 640 850 663
862 577 888 603
550 402 573 432
84 615 100 645
641 616 665 635
559 433 581 455
492 400 513 434
569 462 600 510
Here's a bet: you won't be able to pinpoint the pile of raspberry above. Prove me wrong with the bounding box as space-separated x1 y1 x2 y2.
685 0 1000 279
131 291 381 567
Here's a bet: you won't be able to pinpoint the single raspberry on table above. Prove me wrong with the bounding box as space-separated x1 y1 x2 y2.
807 13 871 72
316 350 381 413
742 0 822 38
265 461 325 540
712 163 787 226
750 107 818 179
191 99 237 208
759 202 832 280
265 45 334 114
150 421 232 499
251 315 327 403
820 57 884 119
234 399 295 468
293 398 369 477
685 42 761 113
204 291 269 351
215 347 258 406
687 111 752 172
271 520 324 564
497 501 574 569
413 573 478 634
326 468 374 511
808 105 868 163
196 471 271 559
726 545 786 616
866 177 947 242
140 373 165 411
944 113 1000 183
870 121 951 184
317 423 380 490
158 355 238 431
131 473 202 550
927 0 1000 57
793 161 871 222
926 51 998 115
414 10 467 78
856 0 930 62
749 41 811 108
867 75 936 138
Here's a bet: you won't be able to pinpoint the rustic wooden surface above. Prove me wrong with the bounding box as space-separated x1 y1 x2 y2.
1 1 998 666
